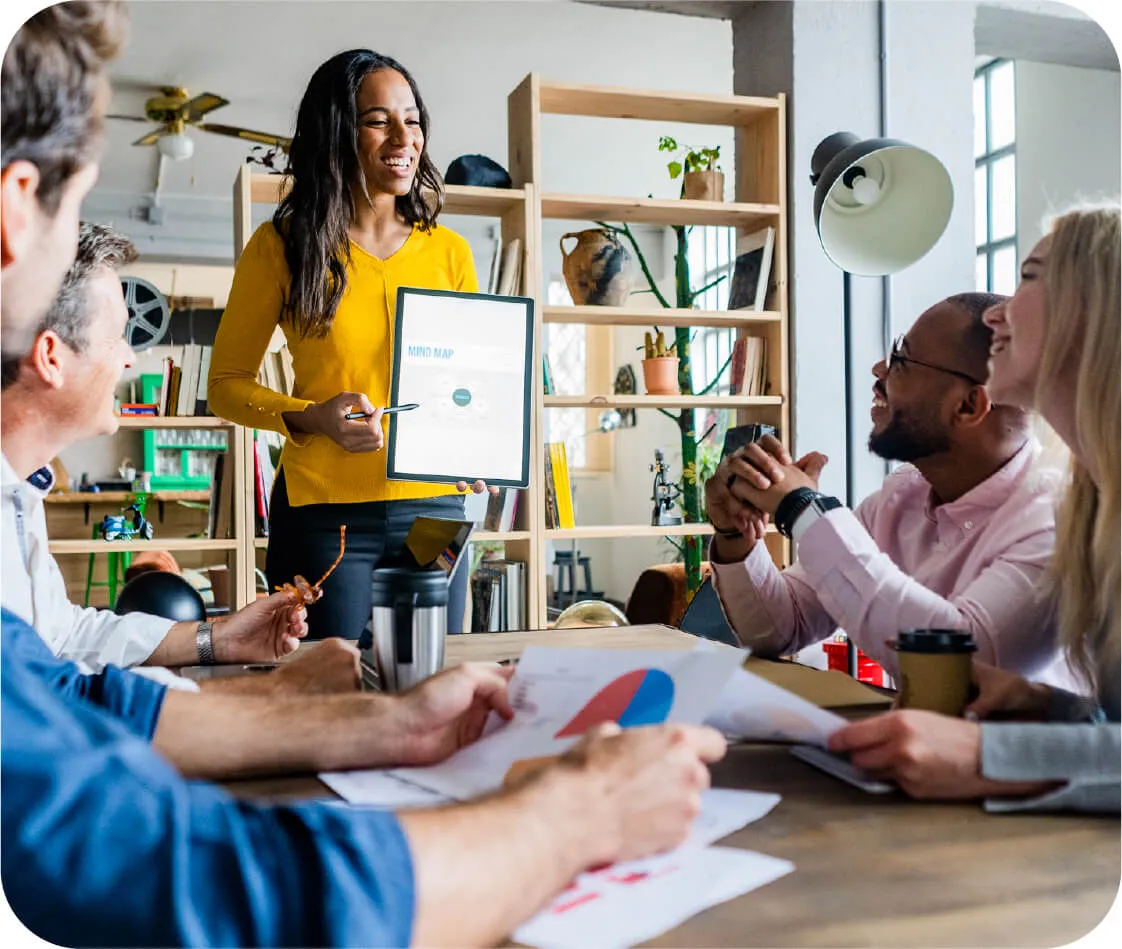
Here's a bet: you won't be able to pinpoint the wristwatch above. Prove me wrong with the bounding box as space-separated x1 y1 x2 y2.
774 488 842 539
196 620 216 666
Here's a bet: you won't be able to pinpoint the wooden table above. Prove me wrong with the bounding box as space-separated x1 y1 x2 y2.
223 627 1121 948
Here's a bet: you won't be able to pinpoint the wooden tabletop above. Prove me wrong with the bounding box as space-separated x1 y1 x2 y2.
221 626 1120 947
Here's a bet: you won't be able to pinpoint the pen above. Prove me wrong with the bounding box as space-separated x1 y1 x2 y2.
345 403 421 420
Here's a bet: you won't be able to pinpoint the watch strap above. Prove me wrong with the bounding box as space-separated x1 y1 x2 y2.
774 487 819 538
196 620 216 666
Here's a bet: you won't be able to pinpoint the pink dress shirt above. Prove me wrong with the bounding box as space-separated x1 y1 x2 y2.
710 440 1064 678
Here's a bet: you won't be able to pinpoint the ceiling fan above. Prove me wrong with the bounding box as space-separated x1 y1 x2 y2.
108 86 291 161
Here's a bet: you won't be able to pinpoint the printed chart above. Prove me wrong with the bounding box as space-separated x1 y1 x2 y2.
555 668 675 737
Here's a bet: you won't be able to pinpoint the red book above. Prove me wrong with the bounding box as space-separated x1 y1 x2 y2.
729 337 748 395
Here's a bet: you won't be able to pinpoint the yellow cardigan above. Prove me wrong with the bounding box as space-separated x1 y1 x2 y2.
208 221 477 505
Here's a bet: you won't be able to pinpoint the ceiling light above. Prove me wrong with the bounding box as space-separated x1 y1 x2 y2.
158 132 194 162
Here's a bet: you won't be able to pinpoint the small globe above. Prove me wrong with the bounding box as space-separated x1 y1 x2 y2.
553 600 629 629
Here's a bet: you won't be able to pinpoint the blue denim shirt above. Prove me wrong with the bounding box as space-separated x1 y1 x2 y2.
1 608 416 946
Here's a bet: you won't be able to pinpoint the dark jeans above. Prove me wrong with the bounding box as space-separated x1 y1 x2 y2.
266 470 468 640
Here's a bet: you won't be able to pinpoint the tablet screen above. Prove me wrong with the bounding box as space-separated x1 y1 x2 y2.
387 287 533 488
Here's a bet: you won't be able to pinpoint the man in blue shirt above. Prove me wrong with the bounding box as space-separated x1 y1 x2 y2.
3 606 726 946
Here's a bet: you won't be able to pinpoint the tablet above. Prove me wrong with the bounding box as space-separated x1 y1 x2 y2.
387 287 534 488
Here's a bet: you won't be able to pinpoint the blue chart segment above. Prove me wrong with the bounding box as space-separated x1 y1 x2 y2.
555 668 676 738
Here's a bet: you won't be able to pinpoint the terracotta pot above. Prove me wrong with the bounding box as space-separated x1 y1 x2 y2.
682 170 725 202
560 229 633 306
642 356 680 395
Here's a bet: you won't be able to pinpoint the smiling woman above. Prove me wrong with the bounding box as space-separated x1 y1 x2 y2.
208 50 486 640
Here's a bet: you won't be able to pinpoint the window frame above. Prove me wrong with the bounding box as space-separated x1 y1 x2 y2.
975 58 1017 293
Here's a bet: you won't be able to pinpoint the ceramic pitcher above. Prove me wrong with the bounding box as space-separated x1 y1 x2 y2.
560 229 633 306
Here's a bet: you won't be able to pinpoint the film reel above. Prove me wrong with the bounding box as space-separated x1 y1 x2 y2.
121 276 171 351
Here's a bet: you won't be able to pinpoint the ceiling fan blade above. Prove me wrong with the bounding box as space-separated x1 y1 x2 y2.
107 113 152 123
197 123 292 149
132 129 164 147
181 92 229 123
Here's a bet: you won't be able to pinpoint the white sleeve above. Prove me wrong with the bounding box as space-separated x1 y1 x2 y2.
40 551 175 672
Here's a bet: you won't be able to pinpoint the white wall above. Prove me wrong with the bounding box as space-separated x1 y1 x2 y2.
1015 60 1121 256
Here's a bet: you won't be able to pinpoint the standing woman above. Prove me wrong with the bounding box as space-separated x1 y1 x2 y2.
829 204 1120 813
209 49 485 639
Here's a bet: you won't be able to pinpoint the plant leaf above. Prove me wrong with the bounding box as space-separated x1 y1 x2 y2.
667 160 682 179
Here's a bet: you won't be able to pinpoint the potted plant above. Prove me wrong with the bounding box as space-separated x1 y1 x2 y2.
658 135 724 201
642 330 679 395
596 216 733 600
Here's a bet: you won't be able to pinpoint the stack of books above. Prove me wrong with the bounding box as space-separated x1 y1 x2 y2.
151 344 214 416
470 559 526 632
485 237 524 296
729 336 768 396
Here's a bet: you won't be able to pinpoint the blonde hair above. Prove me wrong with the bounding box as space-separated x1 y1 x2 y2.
1037 204 1121 691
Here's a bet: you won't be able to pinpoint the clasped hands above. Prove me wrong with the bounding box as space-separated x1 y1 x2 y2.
705 434 829 543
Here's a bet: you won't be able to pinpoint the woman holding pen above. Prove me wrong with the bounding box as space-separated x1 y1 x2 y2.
209 49 488 639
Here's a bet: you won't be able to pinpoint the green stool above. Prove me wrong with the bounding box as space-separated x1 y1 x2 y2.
84 522 133 608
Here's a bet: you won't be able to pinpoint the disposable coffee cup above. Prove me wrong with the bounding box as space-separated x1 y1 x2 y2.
892 629 977 717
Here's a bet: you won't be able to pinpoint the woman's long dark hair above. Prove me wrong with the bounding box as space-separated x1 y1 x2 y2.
274 49 444 337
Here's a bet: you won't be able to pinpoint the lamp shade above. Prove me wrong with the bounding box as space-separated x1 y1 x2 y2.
810 131 953 276
157 131 194 162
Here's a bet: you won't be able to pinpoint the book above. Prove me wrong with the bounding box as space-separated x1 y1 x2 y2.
194 346 213 417
727 226 776 312
482 488 521 532
547 442 575 530
542 355 555 395
497 238 523 296
729 338 748 395
485 236 503 294
543 447 559 529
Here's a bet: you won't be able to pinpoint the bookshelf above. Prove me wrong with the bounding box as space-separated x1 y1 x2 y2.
48 416 252 608
508 74 791 625
227 74 789 629
231 166 543 622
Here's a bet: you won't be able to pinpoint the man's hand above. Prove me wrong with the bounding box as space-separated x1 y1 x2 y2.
965 662 1052 721
555 722 727 865
268 638 362 694
213 592 308 663
827 709 1057 800
392 663 516 765
705 452 770 561
728 435 829 516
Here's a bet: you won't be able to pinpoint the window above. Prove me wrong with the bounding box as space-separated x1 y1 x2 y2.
975 59 1017 294
688 226 736 398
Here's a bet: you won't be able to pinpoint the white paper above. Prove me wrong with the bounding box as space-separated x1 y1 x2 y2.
318 770 453 810
513 846 794 949
390 290 531 485
687 788 781 848
389 645 745 800
705 666 849 746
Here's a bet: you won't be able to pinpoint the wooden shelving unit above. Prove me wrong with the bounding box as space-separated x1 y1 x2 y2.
509 74 790 625
221 75 789 627
50 416 251 608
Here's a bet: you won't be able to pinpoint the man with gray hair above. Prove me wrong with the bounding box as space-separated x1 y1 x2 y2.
2 222 359 691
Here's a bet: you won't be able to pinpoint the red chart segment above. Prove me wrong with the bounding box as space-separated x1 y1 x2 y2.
555 668 675 738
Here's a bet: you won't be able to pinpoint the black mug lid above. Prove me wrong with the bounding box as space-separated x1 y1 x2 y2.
894 629 977 654
370 566 449 608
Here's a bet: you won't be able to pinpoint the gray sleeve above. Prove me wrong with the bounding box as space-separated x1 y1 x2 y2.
980 722 1121 814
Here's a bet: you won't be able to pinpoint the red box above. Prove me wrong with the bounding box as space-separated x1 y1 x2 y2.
822 640 886 687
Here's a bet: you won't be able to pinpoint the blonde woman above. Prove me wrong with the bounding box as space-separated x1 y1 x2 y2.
829 204 1120 813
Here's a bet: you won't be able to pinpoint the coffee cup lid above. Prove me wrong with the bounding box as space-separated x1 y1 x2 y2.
893 629 977 654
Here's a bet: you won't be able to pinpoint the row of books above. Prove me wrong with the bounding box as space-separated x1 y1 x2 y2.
543 442 575 530
463 486 521 532
484 237 524 296
257 344 296 398
207 452 234 539
152 344 213 416
470 559 526 632
729 336 768 396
